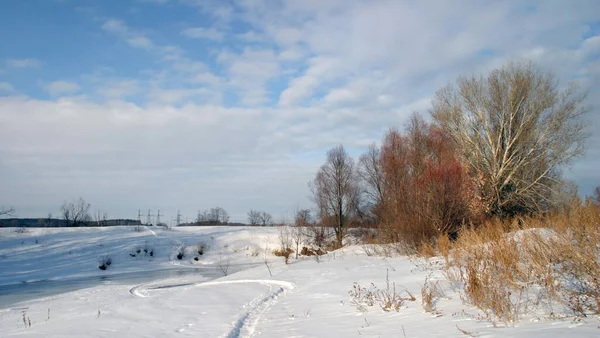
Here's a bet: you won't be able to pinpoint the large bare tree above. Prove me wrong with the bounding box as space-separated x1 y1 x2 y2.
60 198 91 227
431 61 588 217
310 145 359 247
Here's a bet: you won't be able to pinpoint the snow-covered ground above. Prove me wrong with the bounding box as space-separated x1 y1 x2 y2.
1 226 598 337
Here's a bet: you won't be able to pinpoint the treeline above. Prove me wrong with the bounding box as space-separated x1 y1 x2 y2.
0 218 141 228
310 61 592 251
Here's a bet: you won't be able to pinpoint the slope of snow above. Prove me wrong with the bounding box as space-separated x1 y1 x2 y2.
1 226 599 337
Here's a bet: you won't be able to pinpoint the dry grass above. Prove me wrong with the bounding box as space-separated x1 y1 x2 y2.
440 199 600 323
349 269 416 313
421 274 444 313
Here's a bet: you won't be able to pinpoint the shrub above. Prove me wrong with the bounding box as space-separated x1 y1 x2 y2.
176 245 186 260
99 256 112 270
197 242 205 255
300 246 327 256
273 247 294 264
443 200 600 323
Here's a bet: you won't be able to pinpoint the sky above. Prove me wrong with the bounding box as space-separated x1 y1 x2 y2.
0 0 599 223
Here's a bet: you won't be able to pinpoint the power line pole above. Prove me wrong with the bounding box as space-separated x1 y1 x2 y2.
156 210 162 225
176 210 181 226
147 209 153 226
137 209 142 224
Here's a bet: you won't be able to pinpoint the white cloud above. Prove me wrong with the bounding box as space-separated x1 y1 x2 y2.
101 19 128 34
279 56 339 106
5 58 42 68
44 81 81 96
217 48 281 105
181 27 224 41
102 18 157 50
0 82 14 92
127 36 154 49
97 80 140 98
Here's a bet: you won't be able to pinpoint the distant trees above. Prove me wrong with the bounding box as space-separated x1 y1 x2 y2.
310 145 359 247
197 207 230 225
60 198 91 227
431 61 588 217
247 210 273 226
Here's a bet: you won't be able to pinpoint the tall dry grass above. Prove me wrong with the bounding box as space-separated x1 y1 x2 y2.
440 199 600 323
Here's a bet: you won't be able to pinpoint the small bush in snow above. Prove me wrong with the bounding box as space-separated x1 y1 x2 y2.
272 247 294 264
176 245 186 260
197 242 205 255
99 256 112 270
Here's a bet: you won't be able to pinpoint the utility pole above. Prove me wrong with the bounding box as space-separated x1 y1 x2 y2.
156 210 162 225
176 210 181 226
146 209 153 226
137 209 142 224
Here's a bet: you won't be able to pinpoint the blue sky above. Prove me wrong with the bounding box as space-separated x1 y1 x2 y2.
1 0 600 223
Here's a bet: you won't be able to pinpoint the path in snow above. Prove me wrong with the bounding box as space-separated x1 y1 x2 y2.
130 279 294 338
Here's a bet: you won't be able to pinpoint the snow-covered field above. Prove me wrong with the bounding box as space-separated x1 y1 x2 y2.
1 226 598 337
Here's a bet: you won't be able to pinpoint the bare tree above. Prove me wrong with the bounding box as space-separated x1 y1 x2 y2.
358 144 384 209
94 210 108 227
291 225 304 259
201 207 230 225
294 208 313 227
60 198 91 227
431 61 588 217
310 145 359 247
260 212 273 226
218 251 231 276
0 207 15 217
197 210 209 224
247 210 261 226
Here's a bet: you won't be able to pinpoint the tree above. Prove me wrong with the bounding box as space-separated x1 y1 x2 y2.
197 210 209 224
209 207 229 224
431 61 588 217
0 207 15 217
374 115 473 247
247 210 262 226
60 198 91 227
310 145 359 247
94 210 108 227
260 212 273 226
358 144 385 223
294 208 313 227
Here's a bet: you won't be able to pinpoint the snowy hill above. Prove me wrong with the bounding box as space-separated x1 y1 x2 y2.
1 226 598 337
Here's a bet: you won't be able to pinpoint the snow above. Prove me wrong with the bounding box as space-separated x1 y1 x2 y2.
1 226 599 337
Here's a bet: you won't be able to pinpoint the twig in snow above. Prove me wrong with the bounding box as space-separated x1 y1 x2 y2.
264 242 273 277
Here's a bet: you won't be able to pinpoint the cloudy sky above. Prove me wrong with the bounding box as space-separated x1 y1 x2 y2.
0 0 599 223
